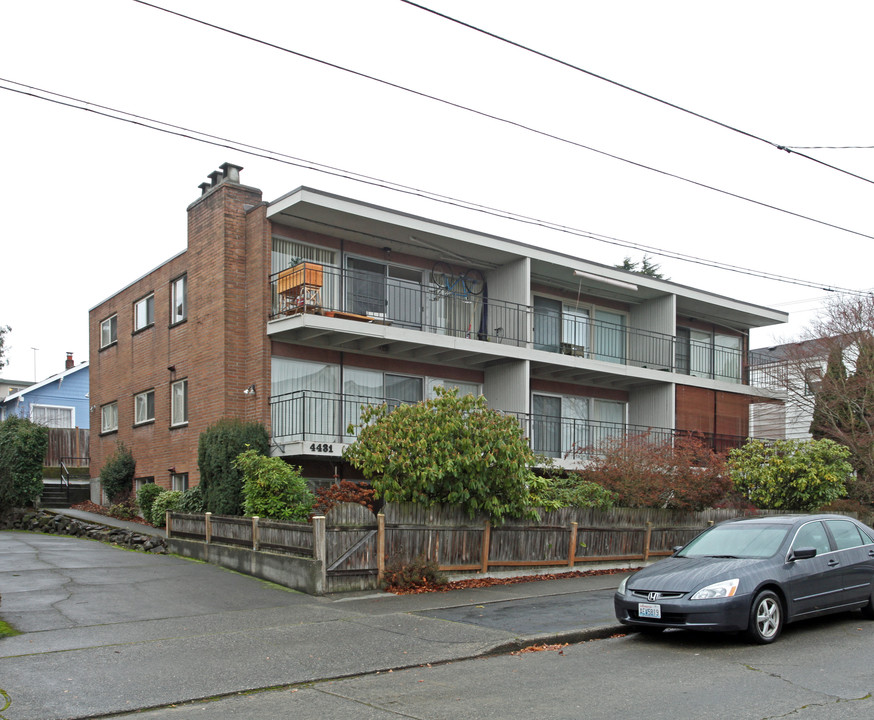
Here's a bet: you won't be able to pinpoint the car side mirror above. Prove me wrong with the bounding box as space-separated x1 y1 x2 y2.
790 547 817 561
672 545 684 554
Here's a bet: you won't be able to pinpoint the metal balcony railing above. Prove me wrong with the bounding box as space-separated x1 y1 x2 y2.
270 390 753 458
269 265 772 386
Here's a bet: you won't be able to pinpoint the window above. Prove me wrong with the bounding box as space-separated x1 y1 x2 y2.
170 275 187 325
825 519 868 550
31 405 74 428
100 314 118 348
170 379 188 426
101 402 118 433
134 294 155 331
134 477 155 492
792 521 831 556
134 390 155 425
171 472 189 492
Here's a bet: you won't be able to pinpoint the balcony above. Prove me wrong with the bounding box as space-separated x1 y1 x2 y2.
269 390 751 462
269 264 763 386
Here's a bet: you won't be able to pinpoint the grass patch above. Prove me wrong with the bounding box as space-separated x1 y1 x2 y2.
0 621 20 638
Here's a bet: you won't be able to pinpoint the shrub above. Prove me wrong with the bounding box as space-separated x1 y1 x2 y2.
313 480 378 515
577 434 731 510
381 554 446 592
536 475 616 510
0 416 48 511
233 448 313 521
108 494 139 520
100 443 136 504
344 387 550 523
178 484 205 513
728 438 853 511
197 419 269 515
137 483 163 522
151 490 183 526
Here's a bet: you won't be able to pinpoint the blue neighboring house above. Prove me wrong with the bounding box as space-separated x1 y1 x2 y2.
1 354 90 429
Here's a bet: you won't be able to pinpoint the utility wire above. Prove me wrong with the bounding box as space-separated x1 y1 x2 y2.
784 145 874 150
0 77 868 298
127 1 874 246
400 0 874 187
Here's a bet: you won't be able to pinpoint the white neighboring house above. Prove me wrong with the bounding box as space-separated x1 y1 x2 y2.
749 339 829 441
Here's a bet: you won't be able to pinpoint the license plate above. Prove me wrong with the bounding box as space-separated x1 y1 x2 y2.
638 603 661 619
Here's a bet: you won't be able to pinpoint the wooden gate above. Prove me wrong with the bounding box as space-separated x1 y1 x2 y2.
324 503 379 592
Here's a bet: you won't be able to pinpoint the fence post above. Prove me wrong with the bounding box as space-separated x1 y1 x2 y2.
643 521 653 562
165 511 172 538
568 521 578 567
377 512 386 584
312 515 326 593
481 520 491 574
252 516 260 551
204 512 212 544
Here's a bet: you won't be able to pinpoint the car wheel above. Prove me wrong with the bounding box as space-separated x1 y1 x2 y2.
745 590 783 644
861 592 874 620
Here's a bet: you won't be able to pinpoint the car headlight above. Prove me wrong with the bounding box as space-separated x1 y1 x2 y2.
617 576 628 594
691 578 739 600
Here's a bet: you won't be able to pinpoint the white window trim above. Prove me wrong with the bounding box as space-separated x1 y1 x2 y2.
100 314 118 349
134 293 155 332
134 389 155 425
170 379 188 427
170 275 187 325
30 404 76 428
101 402 118 433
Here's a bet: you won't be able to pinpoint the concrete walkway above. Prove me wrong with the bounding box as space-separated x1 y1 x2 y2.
0 525 626 720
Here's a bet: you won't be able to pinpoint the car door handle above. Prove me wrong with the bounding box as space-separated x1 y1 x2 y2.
868 550 874 557
827 559 840 567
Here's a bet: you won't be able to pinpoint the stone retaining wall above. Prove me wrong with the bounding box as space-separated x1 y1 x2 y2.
0 509 167 553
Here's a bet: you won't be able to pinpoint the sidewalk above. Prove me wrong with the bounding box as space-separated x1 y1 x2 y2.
0 522 627 720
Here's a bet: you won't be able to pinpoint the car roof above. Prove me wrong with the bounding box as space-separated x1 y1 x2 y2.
723 514 857 526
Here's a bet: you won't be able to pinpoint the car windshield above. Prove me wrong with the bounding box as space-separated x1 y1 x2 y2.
677 523 790 559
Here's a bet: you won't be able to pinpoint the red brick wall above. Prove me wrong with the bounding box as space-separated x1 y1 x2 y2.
89 180 267 489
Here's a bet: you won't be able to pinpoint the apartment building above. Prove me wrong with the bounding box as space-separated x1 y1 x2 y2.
89 163 788 490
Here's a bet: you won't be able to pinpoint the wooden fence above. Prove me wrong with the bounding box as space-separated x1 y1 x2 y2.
168 504 769 593
44 428 90 467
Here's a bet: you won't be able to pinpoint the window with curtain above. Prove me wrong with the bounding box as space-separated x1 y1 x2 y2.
170 379 188 427
31 405 74 428
532 394 562 457
533 297 561 352
272 238 337 311
271 357 340 439
426 378 481 399
714 334 742 383
593 309 626 364
592 399 625 447
562 306 590 356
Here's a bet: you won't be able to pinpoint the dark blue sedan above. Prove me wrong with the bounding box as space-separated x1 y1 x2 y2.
614 514 874 643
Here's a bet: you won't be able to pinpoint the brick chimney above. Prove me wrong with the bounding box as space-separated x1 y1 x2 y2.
65 352 74 370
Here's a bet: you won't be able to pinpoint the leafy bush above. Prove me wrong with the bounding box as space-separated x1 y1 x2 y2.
108 494 139 520
313 480 378 515
344 387 550 523
728 438 853 511
178 484 205 513
197 419 269 515
576 434 730 510
137 483 163 522
0 416 48 511
233 448 313 521
151 490 183 526
100 443 136 504
381 554 446 591
536 475 616 510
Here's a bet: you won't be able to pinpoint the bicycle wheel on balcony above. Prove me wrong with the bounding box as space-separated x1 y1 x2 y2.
431 261 453 290
463 268 485 296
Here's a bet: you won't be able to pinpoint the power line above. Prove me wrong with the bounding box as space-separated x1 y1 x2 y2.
0 77 868 298
399 0 874 188
126 1 874 246
784 145 874 150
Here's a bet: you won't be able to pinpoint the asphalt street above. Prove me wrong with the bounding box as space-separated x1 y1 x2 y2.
0 529 628 720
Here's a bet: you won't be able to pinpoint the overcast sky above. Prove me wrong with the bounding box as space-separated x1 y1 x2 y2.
2 0 872 382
